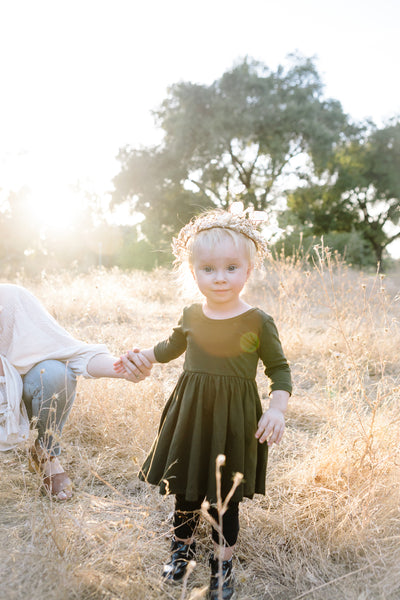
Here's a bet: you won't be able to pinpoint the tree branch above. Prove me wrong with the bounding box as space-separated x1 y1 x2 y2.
246 145 261 186
228 143 248 187
357 196 372 225
385 230 400 246
188 178 223 204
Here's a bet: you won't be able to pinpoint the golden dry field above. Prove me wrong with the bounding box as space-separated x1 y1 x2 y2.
1 250 400 600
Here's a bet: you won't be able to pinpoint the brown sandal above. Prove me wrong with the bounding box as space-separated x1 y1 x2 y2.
28 441 73 501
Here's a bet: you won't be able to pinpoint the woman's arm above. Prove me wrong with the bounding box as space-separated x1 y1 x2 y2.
87 352 152 382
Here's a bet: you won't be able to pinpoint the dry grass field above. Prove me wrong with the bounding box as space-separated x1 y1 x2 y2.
1 248 399 600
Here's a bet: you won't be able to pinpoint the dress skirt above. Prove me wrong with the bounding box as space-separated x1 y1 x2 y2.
139 371 268 503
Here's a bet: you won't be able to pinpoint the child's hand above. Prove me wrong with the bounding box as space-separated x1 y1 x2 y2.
113 348 142 373
113 357 125 373
113 348 153 382
113 351 135 374
255 407 285 446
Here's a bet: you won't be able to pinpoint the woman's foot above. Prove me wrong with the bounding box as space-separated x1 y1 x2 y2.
28 441 73 501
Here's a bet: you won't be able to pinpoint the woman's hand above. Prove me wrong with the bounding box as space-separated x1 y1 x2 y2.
113 348 155 382
88 351 152 382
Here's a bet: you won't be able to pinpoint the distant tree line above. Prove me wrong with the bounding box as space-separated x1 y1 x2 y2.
1 54 400 274
113 55 400 270
0 188 155 276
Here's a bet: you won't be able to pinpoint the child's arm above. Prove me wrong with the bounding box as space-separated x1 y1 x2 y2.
114 312 187 377
255 390 289 446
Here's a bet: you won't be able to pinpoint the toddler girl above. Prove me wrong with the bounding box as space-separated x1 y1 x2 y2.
115 208 292 599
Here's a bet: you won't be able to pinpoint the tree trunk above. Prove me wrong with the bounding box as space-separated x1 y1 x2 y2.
374 244 384 273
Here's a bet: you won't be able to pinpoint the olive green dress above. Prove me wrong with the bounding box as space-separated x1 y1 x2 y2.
139 304 292 503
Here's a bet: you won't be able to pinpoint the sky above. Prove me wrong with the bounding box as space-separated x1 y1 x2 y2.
0 0 399 245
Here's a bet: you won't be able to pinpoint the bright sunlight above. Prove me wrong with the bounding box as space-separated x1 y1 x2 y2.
28 184 83 232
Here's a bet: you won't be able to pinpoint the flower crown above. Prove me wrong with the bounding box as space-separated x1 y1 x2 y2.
172 204 269 263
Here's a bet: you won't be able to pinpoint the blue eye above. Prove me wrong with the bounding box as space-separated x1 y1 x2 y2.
227 265 237 272
203 266 213 273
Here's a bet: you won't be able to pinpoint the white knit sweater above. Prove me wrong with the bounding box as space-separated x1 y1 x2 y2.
0 284 109 450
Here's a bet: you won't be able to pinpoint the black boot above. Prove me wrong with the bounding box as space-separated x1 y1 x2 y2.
208 554 235 599
162 537 196 582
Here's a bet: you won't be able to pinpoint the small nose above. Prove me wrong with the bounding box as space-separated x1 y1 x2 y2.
214 269 226 282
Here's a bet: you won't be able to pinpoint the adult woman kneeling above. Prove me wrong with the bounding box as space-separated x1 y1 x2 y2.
0 283 151 500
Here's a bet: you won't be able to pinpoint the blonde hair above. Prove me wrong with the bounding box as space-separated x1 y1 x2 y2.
172 208 268 268
188 227 257 266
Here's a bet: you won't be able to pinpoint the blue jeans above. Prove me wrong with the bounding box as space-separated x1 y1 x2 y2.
22 360 77 456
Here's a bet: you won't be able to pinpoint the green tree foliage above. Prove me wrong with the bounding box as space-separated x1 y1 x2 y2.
113 55 348 250
112 146 212 256
286 121 400 268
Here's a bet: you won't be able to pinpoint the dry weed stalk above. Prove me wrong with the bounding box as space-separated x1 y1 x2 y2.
201 454 243 600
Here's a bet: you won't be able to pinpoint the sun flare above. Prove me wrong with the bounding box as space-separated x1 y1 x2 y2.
28 183 83 233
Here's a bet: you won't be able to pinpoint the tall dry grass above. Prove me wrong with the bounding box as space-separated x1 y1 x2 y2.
1 253 399 599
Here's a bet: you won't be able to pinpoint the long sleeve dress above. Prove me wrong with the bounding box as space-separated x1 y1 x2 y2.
139 303 292 503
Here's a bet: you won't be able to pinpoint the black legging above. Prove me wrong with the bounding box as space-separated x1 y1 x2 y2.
174 495 240 547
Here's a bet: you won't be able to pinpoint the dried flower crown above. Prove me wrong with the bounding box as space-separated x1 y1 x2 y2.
172 203 269 263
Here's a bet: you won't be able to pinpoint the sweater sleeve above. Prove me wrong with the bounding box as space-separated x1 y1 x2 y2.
258 314 292 395
1 284 110 377
153 313 187 363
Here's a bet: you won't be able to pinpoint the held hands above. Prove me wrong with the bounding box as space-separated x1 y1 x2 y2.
113 348 154 383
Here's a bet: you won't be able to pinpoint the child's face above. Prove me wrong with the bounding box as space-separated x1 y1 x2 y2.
191 237 252 307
